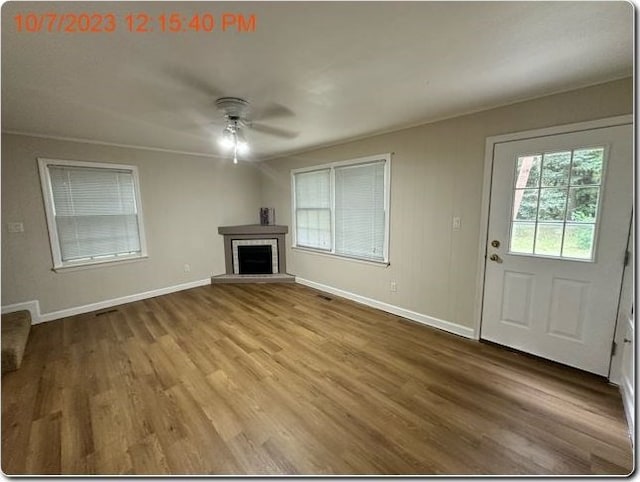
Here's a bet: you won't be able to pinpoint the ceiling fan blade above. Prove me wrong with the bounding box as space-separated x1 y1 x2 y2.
153 106 220 129
160 67 225 99
252 102 295 121
250 122 299 139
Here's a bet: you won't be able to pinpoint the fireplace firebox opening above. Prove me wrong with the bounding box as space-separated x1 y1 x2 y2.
237 245 273 274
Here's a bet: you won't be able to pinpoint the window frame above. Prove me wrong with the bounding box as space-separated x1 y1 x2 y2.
506 143 609 262
291 153 391 265
38 157 149 271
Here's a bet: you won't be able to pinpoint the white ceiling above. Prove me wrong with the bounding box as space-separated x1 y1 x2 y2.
2 1 633 161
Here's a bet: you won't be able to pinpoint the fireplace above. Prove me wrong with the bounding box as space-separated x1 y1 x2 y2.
212 224 295 284
232 238 279 274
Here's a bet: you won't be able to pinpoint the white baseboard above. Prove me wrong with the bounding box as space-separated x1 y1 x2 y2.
621 375 634 442
6 276 474 339
2 278 211 324
295 277 475 339
1 300 41 322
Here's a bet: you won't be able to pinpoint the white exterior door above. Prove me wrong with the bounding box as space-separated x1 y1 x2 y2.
481 124 632 376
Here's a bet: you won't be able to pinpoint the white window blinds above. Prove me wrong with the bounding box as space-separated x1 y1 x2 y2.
335 161 386 261
48 165 142 262
294 169 331 250
292 154 390 263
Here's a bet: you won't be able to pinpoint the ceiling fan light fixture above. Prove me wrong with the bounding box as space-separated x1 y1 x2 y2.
235 129 249 154
218 126 235 149
237 141 249 155
215 97 290 163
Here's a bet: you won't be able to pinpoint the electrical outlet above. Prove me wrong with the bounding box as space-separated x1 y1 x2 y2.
390 281 397 292
7 222 24 233
452 217 461 230
183 264 191 273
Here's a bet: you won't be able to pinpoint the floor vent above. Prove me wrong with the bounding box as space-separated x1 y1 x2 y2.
95 309 119 317
318 295 333 301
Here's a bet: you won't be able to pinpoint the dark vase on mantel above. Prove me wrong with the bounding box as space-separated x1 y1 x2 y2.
260 207 275 226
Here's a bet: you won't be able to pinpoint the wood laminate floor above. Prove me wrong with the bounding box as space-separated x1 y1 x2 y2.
2 283 633 475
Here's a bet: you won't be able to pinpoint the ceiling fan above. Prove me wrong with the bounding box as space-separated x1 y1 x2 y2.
138 67 299 163
214 96 300 163
214 97 255 163
127 65 299 162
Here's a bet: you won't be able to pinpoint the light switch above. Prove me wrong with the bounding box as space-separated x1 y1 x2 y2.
7 222 24 233
452 217 461 230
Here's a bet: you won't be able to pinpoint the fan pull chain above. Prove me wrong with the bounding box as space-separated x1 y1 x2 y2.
233 135 238 164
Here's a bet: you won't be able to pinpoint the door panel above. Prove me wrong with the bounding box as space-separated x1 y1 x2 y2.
481 124 632 376
546 277 588 340
500 271 534 326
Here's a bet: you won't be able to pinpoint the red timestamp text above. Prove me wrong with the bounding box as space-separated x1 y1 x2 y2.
13 12 257 33
126 12 257 33
14 13 117 33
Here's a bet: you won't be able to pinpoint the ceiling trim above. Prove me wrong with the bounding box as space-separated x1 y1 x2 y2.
260 74 633 162
1 130 224 160
2 75 631 163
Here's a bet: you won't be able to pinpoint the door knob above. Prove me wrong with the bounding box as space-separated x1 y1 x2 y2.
489 254 503 263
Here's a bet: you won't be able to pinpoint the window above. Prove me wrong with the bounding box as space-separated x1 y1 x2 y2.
294 169 332 250
509 147 605 260
38 158 147 270
292 154 390 263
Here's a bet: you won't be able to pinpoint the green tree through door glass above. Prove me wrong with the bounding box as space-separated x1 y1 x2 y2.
571 148 604 185
508 147 604 260
541 151 571 187
538 188 567 221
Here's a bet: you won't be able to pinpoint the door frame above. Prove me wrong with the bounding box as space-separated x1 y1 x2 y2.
472 115 633 354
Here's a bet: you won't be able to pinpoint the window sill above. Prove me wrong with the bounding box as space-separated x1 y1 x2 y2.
292 246 390 267
52 254 149 273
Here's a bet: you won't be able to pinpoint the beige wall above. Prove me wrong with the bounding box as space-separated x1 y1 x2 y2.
260 77 633 330
1 78 632 323
1 134 261 314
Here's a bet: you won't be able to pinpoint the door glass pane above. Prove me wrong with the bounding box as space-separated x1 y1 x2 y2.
541 151 571 187
538 188 567 222
562 224 595 259
510 222 535 254
508 145 604 261
515 155 541 188
567 187 599 223
513 189 538 221
534 223 563 256
571 148 604 186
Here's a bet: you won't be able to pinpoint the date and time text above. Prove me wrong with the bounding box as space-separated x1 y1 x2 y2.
13 12 257 33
